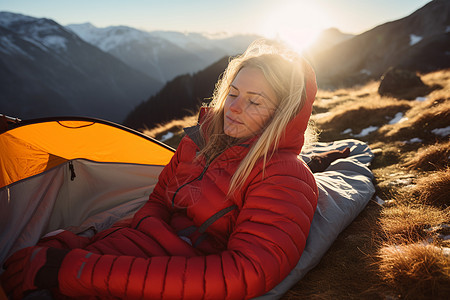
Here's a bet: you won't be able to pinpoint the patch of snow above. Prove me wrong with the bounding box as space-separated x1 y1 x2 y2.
160 132 174 141
388 112 408 124
408 138 423 143
415 96 427 102
354 126 378 137
68 23 154 52
409 34 422 46
360 69 371 75
41 35 67 51
431 126 450 137
389 178 413 186
342 128 352 134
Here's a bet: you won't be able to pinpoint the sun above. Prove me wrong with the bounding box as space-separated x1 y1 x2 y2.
261 1 332 52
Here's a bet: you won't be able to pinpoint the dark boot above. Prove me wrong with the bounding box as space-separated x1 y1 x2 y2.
307 147 351 173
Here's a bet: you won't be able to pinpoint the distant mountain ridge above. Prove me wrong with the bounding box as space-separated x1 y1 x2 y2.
123 0 450 129
66 23 261 82
0 12 163 122
311 0 450 88
0 12 260 123
2 1 447 126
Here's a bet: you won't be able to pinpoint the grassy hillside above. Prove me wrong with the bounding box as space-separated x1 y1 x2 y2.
143 69 450 299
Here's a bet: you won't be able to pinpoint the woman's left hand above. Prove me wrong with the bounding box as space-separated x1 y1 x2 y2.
1 246 67 300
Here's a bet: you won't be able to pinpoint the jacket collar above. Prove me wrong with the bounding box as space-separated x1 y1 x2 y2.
277 59 317 154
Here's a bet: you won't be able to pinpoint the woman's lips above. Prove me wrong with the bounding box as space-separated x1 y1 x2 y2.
226 115 243 125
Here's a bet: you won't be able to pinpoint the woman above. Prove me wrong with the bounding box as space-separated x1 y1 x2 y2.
2 40 319 299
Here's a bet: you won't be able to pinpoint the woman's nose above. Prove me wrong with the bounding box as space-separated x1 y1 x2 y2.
229 96 243 113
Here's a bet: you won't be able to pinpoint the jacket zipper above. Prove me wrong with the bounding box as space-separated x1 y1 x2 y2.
170 146 242 208
135 162 211 229
171 162 210 207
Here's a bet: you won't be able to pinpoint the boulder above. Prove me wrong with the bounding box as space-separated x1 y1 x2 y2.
378 67 428 99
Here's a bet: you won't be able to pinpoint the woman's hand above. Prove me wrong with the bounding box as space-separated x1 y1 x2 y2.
1 246 67 299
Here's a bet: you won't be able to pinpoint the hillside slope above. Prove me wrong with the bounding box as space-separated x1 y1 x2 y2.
311 0 450 88
124 56 229 130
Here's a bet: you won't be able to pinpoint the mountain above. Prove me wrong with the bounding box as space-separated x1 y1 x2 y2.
67 23 261 83
123 0 449 130
311 0 450 88
124 56 229 130
0 12 163 122
306 27 354 53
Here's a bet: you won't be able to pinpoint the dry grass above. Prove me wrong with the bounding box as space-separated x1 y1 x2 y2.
314 100 412 141
404 142 450 171
141 69 450 299
377 243 450 299
285 70 449 299
379 204 448 242
412 168 450 208
382 99 450 143
143 115 197 148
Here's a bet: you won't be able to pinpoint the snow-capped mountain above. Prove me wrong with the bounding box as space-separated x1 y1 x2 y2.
0 12 74 55
66 23 261 82
0 12 162 122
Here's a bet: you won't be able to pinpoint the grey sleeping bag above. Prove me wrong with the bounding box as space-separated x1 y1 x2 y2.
256 139 376 299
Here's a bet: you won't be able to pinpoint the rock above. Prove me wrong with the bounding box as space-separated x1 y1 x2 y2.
378 67 428 99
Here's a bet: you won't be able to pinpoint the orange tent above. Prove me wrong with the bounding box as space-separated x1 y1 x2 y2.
0 116 174 264
0 116 174 188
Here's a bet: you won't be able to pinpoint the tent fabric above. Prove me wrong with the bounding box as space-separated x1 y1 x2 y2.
0 118 174 188
0 159 165 265
0 117 174 265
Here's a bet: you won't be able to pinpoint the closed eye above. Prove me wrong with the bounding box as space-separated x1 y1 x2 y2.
249 98 260 105
228 86 239 97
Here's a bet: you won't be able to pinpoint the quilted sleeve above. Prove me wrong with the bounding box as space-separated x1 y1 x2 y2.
57 159 318 299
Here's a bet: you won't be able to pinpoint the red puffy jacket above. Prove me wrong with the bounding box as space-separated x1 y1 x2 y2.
50 62 318 299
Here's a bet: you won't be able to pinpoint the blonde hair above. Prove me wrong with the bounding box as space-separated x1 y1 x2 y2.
199 39 310 194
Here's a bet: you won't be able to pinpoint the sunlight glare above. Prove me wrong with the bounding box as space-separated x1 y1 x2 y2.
261 1 332 52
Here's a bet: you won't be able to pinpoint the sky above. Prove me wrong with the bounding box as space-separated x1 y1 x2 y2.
0 0 432 49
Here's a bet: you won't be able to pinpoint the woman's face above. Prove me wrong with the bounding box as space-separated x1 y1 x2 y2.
223 67 278 139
